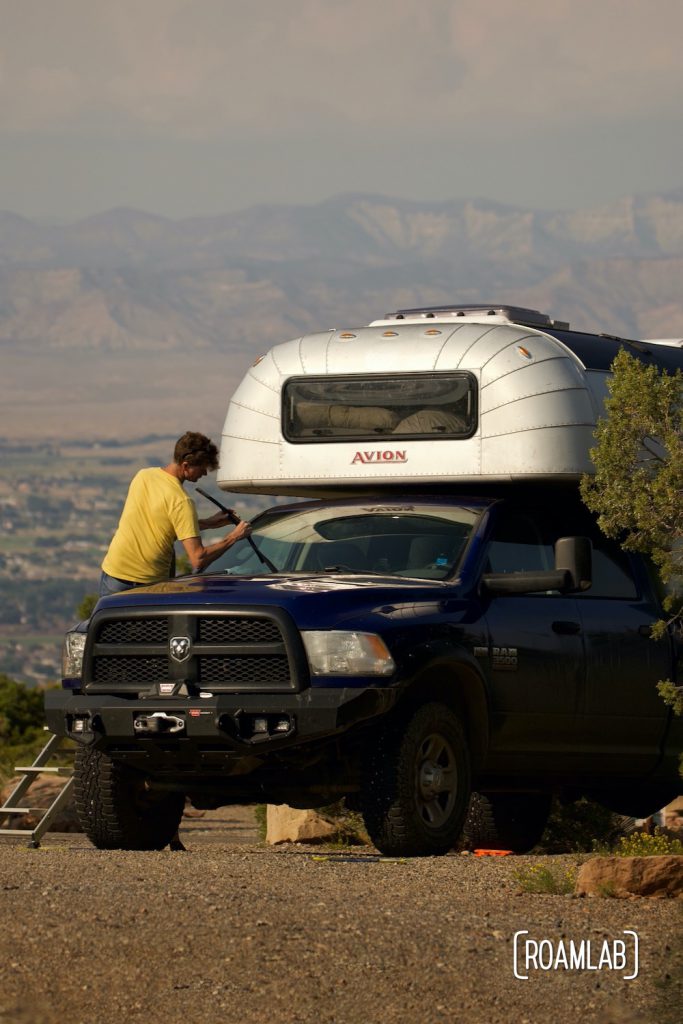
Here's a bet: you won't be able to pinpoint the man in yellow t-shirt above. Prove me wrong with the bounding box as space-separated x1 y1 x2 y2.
100 431 251 596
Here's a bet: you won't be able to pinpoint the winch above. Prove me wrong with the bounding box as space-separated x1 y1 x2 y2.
133 711 185 735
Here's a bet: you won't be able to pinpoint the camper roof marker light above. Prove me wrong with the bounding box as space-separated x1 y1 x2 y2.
385 304 570 330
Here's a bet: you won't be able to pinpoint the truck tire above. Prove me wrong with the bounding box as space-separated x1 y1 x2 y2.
464 793 551 853
73 746 184 850
361 702 471 857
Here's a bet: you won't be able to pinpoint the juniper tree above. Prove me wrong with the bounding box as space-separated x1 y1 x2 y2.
581 348 682 715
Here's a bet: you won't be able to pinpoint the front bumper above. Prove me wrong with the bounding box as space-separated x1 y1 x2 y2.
45 685 396 762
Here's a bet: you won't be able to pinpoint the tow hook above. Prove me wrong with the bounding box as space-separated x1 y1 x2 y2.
133 712 185 735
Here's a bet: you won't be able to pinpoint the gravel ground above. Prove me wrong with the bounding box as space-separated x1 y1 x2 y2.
0 809 680 1024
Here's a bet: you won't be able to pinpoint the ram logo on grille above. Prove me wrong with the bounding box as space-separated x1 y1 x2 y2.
170 636 192 662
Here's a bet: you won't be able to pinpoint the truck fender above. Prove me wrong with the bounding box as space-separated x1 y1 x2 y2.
395 647 490 771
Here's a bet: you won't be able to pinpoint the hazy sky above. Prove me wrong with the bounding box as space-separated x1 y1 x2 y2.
1 0 682 220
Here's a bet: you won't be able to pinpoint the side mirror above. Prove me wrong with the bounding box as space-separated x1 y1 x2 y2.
481 536 593 596
555 536 592 592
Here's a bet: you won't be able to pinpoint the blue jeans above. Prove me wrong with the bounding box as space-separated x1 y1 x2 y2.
99 571 144 597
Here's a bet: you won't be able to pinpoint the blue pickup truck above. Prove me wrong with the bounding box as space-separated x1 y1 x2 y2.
45 306 682 855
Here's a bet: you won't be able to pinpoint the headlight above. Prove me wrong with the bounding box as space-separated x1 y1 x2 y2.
62 630 87 678
302 631 395 677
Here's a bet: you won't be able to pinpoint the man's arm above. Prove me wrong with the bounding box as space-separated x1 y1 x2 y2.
181 520 252 573
197 510 234 531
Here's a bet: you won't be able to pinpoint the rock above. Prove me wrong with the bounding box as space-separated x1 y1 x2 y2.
266 804 337 845
663 795 683 835
0 775 80 833
575 855 683 898
182 804 206 818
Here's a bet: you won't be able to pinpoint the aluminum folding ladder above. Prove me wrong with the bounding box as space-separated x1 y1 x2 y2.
0 732 74 848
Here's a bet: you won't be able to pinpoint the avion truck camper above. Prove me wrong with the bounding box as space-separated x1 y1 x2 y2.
219 304 608 494
47 305 683 856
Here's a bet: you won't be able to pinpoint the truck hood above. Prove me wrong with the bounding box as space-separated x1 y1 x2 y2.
94 571 461 630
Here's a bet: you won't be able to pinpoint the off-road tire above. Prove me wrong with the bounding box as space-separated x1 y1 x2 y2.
73 746 184 850
361 702 471 857
463 792 551 853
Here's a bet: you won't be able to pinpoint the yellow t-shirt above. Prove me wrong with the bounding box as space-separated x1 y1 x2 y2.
102 468 199 584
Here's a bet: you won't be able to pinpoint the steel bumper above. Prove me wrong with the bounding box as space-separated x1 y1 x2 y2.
44 685 397 755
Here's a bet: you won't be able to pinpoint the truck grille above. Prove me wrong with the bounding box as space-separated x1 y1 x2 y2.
197 617 281 644
199 655 291 687
85 610 301 695
98 619 168 645
92 656 168 685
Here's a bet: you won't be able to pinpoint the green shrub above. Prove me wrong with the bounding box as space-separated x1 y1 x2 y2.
0 673 47 782
538 797 625 853
613 830 683 857
515 863 577 895
254 803 268 842
321 807 370 848
76 593 98 621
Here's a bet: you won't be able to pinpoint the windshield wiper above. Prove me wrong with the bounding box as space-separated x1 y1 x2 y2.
320 565 392 576
195 487 279 573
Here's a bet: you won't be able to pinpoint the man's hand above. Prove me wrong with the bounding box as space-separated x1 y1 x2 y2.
182 519 252 573
198 510 236 530
229 520 252 542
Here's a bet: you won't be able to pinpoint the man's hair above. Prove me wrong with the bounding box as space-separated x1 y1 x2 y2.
173 431 219 470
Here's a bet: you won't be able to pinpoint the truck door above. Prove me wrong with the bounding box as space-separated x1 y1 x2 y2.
575 542 673 774
481 508 584 770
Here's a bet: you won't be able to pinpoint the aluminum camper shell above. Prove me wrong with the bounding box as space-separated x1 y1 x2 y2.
217 306 683 497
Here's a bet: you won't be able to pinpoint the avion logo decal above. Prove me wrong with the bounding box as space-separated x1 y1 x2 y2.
351 450 408 465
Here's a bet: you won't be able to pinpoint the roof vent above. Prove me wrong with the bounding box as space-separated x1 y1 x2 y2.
385 304 570 330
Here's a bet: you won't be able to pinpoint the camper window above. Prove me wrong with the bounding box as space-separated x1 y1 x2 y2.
283 372 476 443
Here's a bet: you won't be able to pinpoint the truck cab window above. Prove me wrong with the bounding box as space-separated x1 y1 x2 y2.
486 511 553 575
577 541 638 600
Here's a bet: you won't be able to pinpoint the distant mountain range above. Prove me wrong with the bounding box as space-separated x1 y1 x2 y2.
1 191 682 440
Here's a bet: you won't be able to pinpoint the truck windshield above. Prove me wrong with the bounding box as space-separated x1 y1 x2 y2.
210 501 480 580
